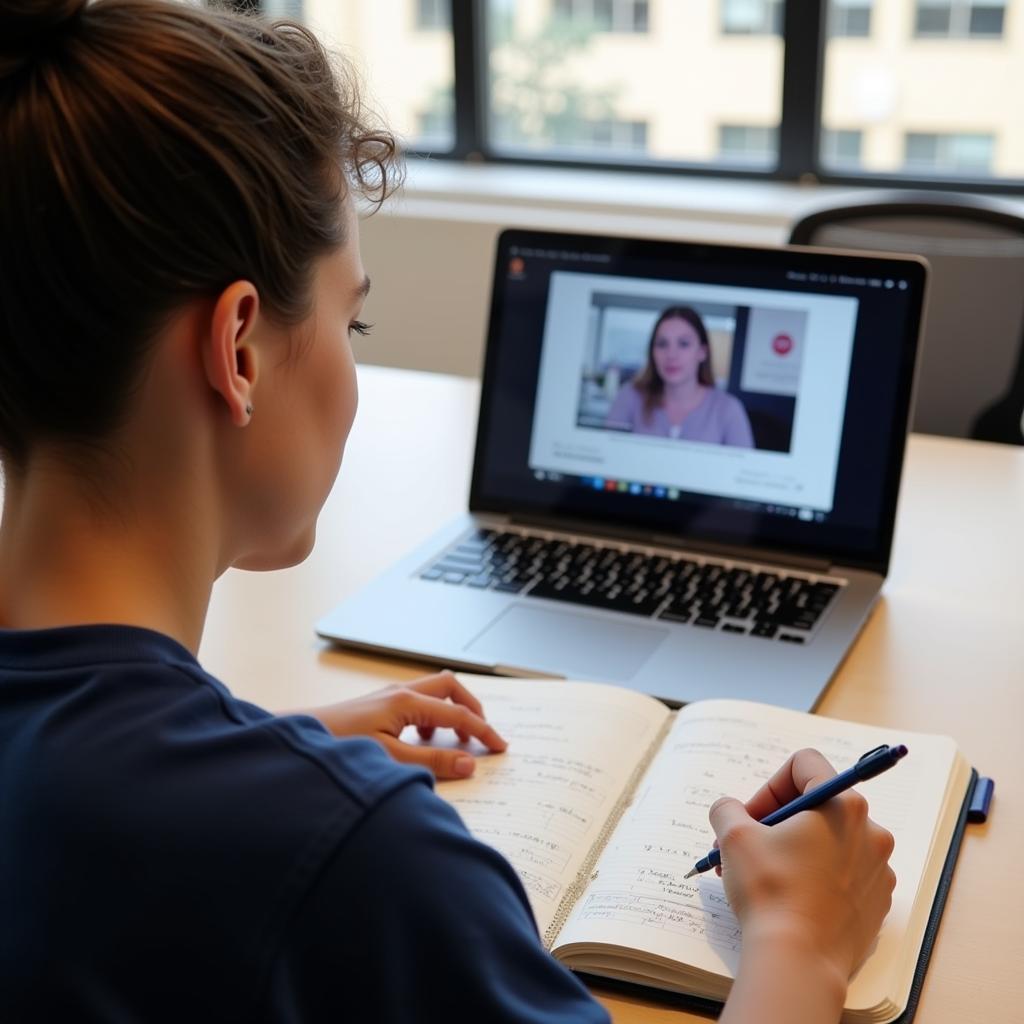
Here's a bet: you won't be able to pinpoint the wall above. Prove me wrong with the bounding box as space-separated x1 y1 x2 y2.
352 160 865 377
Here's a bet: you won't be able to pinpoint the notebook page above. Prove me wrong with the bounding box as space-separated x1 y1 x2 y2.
431 676 670 938
554 698 958 1010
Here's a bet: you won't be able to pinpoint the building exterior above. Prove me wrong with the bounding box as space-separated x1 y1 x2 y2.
281 0 1024 180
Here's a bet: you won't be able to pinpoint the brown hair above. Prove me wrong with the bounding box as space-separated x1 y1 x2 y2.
630 305 714 420
0 0 401 469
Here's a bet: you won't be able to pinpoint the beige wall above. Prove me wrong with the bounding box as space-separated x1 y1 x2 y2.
303 0 452 146
824 1 1024 176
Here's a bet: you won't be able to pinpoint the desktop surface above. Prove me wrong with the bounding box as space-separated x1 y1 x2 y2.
198 365 1021 1024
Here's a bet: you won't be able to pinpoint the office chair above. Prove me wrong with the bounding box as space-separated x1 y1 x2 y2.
789 191 1024 445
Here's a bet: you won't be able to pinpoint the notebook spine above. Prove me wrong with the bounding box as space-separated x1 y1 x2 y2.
542 712 677 949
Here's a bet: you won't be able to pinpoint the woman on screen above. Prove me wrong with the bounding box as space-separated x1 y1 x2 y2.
606 305 755 447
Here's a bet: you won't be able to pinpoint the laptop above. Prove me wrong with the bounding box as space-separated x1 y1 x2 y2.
317 229 927 710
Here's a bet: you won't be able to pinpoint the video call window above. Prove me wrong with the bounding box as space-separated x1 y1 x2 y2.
575 294 803 454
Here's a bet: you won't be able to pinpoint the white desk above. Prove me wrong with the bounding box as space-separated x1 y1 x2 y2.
202 365 1024 1023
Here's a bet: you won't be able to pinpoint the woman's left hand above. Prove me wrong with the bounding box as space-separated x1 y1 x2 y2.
302 671 508 780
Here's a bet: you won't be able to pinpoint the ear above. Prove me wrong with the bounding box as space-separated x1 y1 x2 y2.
202 281 261 427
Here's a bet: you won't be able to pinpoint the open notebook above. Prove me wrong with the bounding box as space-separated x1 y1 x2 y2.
430 676 975 1024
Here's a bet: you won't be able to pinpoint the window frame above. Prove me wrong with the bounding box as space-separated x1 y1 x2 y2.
250 0 1024 196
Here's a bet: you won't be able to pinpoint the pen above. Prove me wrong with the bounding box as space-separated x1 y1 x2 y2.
683 743 909 879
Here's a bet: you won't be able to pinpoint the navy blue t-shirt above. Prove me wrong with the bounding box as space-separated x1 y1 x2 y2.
0 625 609 1023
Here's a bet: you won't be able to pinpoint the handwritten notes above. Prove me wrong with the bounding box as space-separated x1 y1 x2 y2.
427 680 962 1017
432 677 669 937
556 699 959 1000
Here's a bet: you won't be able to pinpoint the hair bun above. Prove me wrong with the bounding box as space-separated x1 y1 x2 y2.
0 0 88 78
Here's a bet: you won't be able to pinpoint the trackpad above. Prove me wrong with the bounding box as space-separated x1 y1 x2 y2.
465 603 668 681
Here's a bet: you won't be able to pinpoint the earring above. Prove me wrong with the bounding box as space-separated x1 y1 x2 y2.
245 403 254 417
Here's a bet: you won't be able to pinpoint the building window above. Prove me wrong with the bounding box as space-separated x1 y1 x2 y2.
273 1 1024 187
829 0 872 37
261 0 304 15
553 116 649 152
551 0 649 33
904 131 995 173
418 87 454 146
721 0 785 36
718 124 779 165
914 1 1006 38
821 128 864 168
416 0 449 31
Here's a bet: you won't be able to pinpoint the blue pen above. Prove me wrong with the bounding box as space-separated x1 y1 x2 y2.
683 743 909 879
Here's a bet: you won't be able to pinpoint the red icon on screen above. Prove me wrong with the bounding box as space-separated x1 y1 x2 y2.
772 333 795 356
509 257 525 276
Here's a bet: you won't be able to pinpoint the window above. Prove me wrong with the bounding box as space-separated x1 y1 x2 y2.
718 124 779 166
261 0 303 15
416 0 449 31
559 117 648 152
418 87 454 148
829 0 871 38
904 132 995 173
488 2 782 164
721 0 785 35
268 1 1024 189
268 2 454 151
821 128 863 168
551 0 649 33
914 1 1006 38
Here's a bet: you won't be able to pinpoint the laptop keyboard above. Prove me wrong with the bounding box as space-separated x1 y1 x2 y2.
418 528 842 643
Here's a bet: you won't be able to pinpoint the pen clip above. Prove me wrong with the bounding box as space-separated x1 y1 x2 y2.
858 744 889 761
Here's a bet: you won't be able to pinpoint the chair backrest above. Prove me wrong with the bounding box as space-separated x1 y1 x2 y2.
789 191 1024 443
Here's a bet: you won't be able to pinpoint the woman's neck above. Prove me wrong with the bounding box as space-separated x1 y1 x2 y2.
662 378 704 404
0 455 219 655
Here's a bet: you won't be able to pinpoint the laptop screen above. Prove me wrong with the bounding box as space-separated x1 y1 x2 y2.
470 230 927 573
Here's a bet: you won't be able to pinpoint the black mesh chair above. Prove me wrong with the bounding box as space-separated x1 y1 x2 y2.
789 191 1024 445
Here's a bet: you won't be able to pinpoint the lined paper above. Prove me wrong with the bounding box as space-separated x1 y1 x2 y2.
432 677 669 936
555 698 958 1013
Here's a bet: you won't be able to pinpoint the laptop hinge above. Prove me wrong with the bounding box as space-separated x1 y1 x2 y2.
494 512 833 573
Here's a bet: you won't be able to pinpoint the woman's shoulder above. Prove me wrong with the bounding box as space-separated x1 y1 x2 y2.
614 380 645 408
707 386 748 418
606 379 644 420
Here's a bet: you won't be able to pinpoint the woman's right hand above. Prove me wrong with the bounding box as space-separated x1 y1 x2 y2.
709 747 897 984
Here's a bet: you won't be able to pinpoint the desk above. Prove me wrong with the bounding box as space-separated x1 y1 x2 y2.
201 365 1024 1023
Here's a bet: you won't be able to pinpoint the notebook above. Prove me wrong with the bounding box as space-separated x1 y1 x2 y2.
318 229 928 710
430 675 977 1024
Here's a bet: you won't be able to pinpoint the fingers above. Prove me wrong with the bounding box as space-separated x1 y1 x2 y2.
395 689 507 753
407 671 488 744
743 747 837 820
872 822 896 861
407 671 485 717
379 735 478 780
708 795 757 850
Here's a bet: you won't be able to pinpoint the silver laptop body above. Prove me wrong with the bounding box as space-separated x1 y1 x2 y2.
318 230 927 710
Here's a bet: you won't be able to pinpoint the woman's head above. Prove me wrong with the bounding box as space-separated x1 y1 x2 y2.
632 306 713 413
0 0 400 568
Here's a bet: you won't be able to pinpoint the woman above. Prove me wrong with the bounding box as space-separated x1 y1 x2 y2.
0 2 894 1022
606 305 755 447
